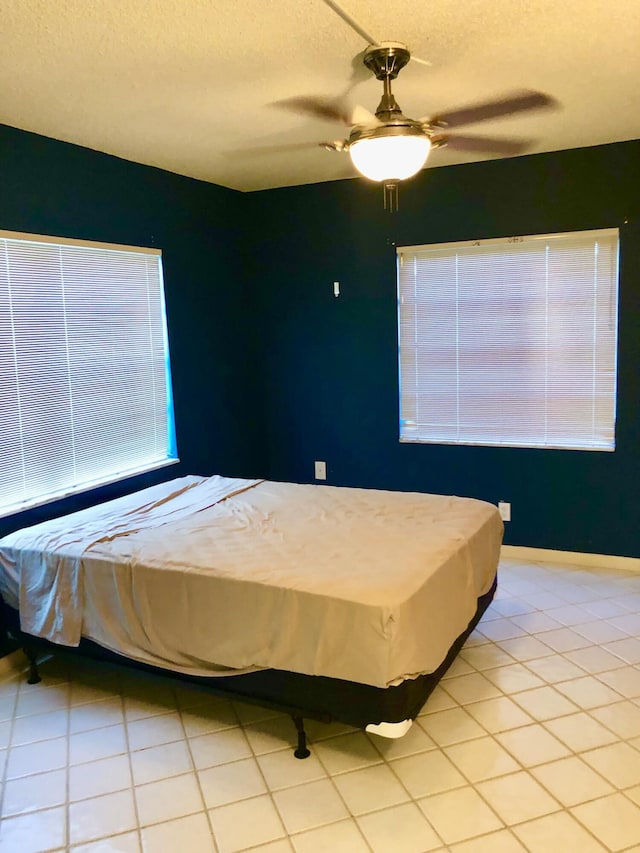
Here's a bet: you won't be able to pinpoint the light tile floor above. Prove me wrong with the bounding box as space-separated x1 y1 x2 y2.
1 557 639 852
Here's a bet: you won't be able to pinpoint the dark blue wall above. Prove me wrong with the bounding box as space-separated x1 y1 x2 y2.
1 123 637 557
247 141 640 557
0 123 264 539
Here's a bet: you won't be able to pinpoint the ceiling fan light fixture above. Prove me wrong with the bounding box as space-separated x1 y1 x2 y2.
349 129 431 182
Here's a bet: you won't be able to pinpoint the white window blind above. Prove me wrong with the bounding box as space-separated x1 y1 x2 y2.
0 230 178 517
397 229 619 450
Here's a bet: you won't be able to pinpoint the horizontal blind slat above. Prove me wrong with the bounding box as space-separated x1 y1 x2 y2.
0 232 177 516
398 229 619 451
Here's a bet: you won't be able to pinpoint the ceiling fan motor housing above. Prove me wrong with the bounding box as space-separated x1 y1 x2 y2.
361 43 422 128
349 41 432 174
363 42 411 80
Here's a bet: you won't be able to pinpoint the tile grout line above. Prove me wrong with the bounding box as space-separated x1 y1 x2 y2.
418 678 568 845
310 731 392 852
0 559 637 852
176 682 225 853
5 656 69 853
235 709 295 850
63 660 71 853
117 668 145 853
484 572 637 849
246 713 376 852
436 626 639 848
0 668 22 823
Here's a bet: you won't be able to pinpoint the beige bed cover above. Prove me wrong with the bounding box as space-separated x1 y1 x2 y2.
0 476 502 688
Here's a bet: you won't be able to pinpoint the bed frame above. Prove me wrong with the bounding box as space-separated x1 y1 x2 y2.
0 575 496 758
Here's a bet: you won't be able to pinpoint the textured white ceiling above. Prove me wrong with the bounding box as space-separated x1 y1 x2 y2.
1 0 639 191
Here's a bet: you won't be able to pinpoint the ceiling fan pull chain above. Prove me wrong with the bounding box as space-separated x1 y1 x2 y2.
383 181 399 212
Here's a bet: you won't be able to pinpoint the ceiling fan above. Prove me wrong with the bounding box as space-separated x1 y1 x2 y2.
275 0 559 208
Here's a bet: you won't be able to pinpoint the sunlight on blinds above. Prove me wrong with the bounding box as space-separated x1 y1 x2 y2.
397 229 618 450
0 231 178 516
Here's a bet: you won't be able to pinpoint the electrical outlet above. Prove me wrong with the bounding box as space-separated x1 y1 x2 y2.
498 501 511 522
314 461 327 480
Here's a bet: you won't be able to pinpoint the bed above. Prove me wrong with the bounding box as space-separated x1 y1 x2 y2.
0 475 502 756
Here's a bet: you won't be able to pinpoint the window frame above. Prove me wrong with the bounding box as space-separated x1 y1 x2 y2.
0 230 180 518
396 228 620 452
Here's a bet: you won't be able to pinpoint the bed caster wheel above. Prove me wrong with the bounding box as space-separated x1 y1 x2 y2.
23 647 41 684
294 744 311 759
291 715 311 759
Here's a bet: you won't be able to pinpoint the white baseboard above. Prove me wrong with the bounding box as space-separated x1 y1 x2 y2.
501 545 640 574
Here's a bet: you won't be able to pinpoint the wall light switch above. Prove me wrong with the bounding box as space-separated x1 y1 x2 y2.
333 281 340 297
314 461 327 480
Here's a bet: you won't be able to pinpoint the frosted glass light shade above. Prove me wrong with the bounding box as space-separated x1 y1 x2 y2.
349 133 431 181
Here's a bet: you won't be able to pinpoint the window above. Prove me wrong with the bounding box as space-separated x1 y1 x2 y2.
397 229 619 450
0 230 178 517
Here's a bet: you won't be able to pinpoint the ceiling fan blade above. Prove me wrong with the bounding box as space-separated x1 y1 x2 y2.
320 0 378 45
346 49 376 89
351 104 382 128
411 55 433 68
272 96 352 125
228 141 343 158
272 96 379 129
428 90 558 128
435 133 535 156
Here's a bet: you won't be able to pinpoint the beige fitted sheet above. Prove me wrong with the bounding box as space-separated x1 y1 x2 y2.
0 477 503 688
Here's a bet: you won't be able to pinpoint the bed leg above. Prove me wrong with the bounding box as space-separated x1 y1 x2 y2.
23 646 41 685
291 715 311 759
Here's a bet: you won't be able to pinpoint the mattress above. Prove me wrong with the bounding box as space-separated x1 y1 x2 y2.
0 476 503 688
